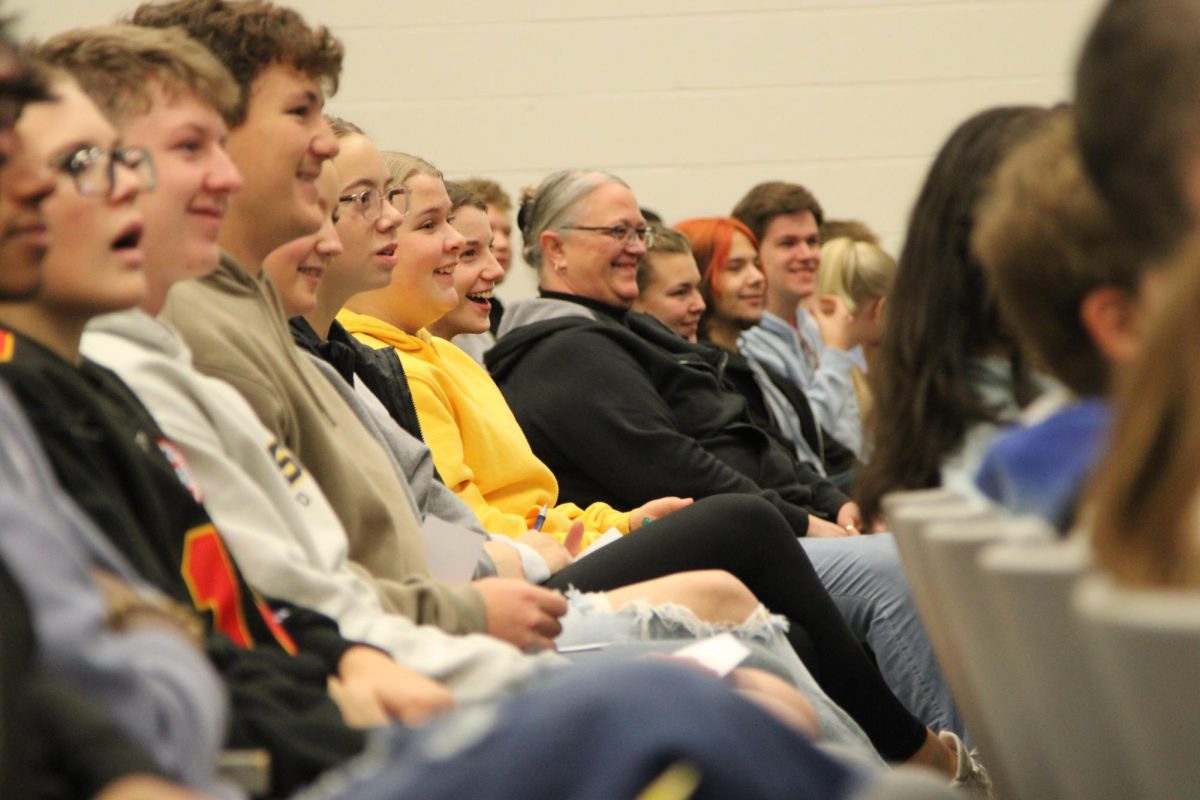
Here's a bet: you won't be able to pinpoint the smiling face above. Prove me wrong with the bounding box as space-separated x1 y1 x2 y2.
223 63 337 269
122 83 243 313
323 133 402 308
759 210 821 314
548 181 647 309
25 81 148 320
263 163 341 317
432 204 505 338
382 173 465 333
711 229 767 329
633 251 706 342
486 202 513 276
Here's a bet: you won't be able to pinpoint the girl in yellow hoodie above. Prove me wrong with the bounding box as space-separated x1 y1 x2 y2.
339 156 688 547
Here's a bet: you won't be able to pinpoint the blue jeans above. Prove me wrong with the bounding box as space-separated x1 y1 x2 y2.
296 660 863 800
801 534 970 748
555 590 882 763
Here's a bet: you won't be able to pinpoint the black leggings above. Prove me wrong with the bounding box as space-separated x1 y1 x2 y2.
546 494 928 762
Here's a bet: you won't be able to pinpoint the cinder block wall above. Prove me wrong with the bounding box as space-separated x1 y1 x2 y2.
11 0 1101 302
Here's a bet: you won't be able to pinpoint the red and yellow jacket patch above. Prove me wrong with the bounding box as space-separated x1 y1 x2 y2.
0 329 14 363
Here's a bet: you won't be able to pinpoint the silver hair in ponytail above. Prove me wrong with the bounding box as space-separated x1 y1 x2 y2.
520 169 628 270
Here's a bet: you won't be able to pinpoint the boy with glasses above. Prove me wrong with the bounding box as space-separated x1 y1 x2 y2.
0 41 222 800
47 23 545 710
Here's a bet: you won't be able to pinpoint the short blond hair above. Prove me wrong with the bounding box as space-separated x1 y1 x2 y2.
382 151 442 187
326 114 364 139
37 25 238 126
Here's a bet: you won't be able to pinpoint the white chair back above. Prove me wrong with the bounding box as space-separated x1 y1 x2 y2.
880 492 1009 793
882 490 994 632
980 538 1136 800
1075 574 1200 799
923 516 1056 800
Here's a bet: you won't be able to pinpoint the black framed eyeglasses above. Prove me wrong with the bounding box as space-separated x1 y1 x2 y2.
338 186 408 222
561 224 655 248
52 145 156 197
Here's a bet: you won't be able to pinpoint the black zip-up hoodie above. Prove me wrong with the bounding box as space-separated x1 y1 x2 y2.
486 293 849 536
289 315 427 444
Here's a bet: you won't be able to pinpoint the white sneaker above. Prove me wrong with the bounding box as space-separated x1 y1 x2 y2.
939 731 993 798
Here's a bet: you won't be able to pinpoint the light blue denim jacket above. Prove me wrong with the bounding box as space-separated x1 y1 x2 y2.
740 308 864 458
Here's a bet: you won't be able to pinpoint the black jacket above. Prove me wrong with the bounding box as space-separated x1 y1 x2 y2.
0 327 365 794
486 294 849 536
290 316 426 443
722 349 858 480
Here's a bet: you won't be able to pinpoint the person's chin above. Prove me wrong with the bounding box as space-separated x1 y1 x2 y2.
0 274 40 301
99 284 148 315
614 284 640 306
0 253 41 300
794 276 816 296
289 292 318 318
459 313 491 336
182 244 222 278
438 288 460 311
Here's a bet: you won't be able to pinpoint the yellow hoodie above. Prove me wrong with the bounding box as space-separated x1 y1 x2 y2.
338 309 631 545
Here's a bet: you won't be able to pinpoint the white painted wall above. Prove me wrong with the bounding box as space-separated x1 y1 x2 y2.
11 0 1102 302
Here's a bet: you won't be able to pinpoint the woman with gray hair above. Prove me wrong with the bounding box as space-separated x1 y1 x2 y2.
488 170 986 790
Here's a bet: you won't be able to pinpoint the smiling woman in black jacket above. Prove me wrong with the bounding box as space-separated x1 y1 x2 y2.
486 168 983 784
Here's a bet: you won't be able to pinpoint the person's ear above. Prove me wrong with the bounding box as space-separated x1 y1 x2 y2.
540 229 567 273
1080 286 1139 364
866 295 886 322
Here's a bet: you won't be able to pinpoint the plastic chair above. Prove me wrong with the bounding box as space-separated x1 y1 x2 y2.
879 492 1009 792
980 537 1136 800
881 489 995 637
1075 574 1200 799
923 516 1055 800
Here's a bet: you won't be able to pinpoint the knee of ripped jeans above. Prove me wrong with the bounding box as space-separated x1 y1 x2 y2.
559 586 790 646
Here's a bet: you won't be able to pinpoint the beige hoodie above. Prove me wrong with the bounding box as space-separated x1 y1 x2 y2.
163 253 486 634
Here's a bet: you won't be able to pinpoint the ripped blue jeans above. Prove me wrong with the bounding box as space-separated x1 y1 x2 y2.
555 588 883 766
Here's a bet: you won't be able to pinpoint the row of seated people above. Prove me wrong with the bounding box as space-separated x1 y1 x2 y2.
0 1 977 798
9 0 1200 796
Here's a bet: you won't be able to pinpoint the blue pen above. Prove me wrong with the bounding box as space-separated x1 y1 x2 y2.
533 503 548 532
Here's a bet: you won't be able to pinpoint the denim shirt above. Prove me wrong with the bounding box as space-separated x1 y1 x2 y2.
740 308 864 458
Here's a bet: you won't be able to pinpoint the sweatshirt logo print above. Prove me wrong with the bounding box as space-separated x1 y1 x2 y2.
181 524 298 654
267 438 304 487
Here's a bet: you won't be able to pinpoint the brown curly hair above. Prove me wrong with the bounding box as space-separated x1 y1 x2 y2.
129 0 343 125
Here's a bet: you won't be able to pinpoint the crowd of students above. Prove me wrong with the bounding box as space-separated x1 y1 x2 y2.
1 0 1198 797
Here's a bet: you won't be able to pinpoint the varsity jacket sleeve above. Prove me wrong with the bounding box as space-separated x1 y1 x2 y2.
507 330 812 536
